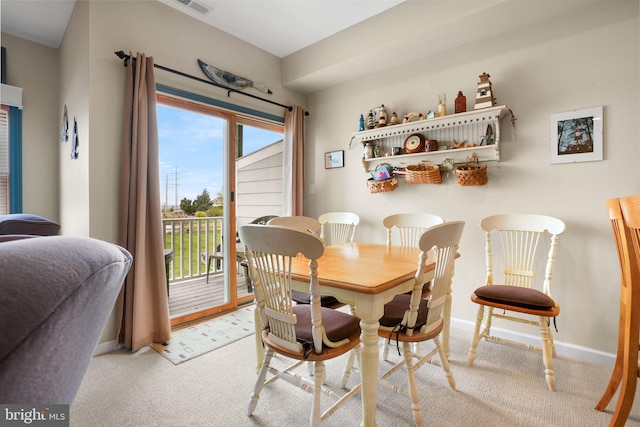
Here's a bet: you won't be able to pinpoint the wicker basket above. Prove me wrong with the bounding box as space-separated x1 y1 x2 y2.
405 162 442 184
367 176 398 193
455 163 487 186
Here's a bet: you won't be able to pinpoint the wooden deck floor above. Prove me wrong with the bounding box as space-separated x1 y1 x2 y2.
168 273 252 318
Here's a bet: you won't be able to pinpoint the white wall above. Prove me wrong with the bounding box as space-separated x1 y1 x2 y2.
304 0 639 357
59 0 90 237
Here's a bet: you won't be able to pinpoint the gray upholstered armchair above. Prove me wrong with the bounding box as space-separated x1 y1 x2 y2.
0 236 132 404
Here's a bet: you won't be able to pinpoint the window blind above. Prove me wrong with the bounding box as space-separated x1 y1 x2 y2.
0 106 8 214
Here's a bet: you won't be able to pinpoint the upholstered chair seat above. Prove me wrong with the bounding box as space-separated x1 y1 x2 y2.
473 285 556 311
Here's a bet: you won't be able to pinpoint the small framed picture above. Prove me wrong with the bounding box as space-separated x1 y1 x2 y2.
325 150 344 169
550 106 603 164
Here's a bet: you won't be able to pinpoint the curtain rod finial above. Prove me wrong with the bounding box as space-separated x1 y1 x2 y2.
114 50 130 66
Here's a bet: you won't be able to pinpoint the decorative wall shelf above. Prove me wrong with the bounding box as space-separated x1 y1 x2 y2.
350 105 511 172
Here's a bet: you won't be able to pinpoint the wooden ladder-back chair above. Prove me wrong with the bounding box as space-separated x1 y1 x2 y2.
596 194 640 426
239 224 362 427
375 221 465 427
381 213 446 359
467 214 565 391
319 212 359 245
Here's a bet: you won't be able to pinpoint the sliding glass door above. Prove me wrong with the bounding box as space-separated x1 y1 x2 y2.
157 93 283 326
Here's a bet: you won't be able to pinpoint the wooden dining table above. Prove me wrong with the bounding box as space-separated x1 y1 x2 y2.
252 242 440 427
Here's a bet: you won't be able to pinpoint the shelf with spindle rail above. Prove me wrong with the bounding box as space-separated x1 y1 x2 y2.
350 105 512 172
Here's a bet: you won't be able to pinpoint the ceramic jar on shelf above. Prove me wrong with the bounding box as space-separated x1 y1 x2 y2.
364 142 375 159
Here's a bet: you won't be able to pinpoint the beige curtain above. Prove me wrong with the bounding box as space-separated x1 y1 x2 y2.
116 52 171 352
284 106 305 216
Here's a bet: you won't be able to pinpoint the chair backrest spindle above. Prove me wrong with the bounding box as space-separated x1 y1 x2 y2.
319 212 360 245
482 214 565 296
383 213 445 247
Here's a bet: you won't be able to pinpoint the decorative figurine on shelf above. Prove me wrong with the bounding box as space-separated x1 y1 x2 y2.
474 72 497 110
389 112 399 125
455 91 467 114
359 114 365 131
453 139 466 149
403 112 426 123
482 123 494 145
378 104 388 127
426 111 436 119
367 110 375 129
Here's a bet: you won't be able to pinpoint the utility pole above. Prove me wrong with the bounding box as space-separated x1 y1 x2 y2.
164 167 180 212
174 167 179 211
164 174 169 212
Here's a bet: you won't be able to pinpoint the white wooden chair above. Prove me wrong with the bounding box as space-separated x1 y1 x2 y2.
201 215 278 290
381 213 446 358
240 224 361 427
268 215 355 378
318 212 359 245
596 194 640 425
267 216 340 309
376 221 465 427
467 214 565 392
383 213 445 247
267 215 321 235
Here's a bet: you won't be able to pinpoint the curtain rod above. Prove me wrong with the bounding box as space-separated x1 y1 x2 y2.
114 51 306 114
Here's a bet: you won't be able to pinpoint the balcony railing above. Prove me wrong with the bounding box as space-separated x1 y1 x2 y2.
163 217 224 282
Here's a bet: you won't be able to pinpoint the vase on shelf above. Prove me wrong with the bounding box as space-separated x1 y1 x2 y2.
438 94 446 117
455 91 466 114
364 142 375 159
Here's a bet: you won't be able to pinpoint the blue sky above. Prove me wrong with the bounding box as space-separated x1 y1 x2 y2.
157 104 282 206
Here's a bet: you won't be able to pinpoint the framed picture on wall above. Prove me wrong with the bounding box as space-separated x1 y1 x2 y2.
550 106 603 164
325 150 344 169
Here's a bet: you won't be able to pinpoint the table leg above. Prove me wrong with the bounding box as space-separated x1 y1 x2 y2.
443 290 452 357
254 308 264 374
359 317 380 427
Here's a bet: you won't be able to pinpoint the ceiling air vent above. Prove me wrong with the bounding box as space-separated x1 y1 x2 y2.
174 0 211 15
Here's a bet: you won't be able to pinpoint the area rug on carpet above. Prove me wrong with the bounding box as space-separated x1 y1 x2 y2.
150 306 255 365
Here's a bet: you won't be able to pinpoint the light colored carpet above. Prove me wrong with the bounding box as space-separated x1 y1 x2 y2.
149 306 255 365
72 320 640 426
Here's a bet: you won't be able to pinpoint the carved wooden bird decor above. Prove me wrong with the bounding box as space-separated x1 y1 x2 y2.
198 59 272 94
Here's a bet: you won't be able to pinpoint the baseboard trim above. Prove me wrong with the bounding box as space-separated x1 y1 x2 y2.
94 320 616 365
450 318 616 366
93 339 123 356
